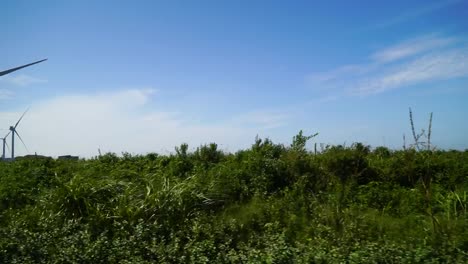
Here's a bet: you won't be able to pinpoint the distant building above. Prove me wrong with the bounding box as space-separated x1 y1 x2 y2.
57 155 79 161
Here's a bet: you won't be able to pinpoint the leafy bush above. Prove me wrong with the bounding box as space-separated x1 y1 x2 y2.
0 132 467 262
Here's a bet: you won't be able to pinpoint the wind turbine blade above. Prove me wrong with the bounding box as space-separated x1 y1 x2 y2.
5 140 10 153
14 108 30 129
15 131 29 153
4 131 11 138
0 59 47 77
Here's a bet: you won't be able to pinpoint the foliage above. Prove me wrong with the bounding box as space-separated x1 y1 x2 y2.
0 132 467 263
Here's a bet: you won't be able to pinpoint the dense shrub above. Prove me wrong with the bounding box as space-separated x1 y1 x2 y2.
0 132 467 262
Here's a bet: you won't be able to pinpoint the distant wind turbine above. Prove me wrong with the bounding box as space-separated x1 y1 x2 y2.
9 108 30 160
0 59 47 77
1 131 10 160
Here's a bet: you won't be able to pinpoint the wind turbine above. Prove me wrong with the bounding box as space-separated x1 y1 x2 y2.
0 59 47 77
9 109 30 160
1 131 10 160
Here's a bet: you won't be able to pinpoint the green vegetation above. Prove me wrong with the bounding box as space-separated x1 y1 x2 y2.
0 131 467 263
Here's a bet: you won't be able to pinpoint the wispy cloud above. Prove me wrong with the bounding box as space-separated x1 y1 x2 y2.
360 0 464 31
0 74 48 100
0 89 14 100
371 35 456 63
354 48 468 95
307 34 468 96
0 74 48 87
231 111 290 129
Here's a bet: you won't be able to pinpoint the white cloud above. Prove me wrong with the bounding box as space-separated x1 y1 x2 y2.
0 88 288 158
307 34 468 96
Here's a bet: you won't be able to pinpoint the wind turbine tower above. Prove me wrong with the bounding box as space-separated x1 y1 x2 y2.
1 132 10 160
9 109 29 160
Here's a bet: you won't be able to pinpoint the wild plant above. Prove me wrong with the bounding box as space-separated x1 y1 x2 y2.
407 107 441 232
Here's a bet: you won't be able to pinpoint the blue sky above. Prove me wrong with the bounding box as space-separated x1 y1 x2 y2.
1 0 467 157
